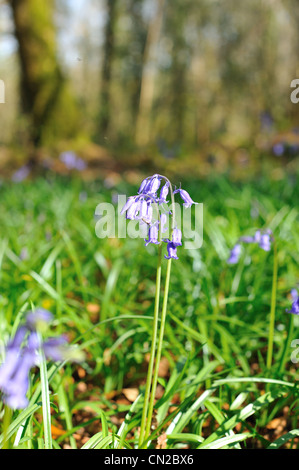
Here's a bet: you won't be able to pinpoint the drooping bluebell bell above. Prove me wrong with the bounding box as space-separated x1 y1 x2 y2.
145 222 160 246
120 196 135 216
165 242 179 260
137 178 147 195
286 289 299 315
171 227 182 246
159 181 170 204
174 188 197 209
144 202 153 225
0 310 84 409
126 198 141 220
136 199 149 221
145 174 162 197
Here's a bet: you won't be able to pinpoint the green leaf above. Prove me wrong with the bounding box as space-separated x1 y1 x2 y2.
198 389 285 448
199 432 252 449
267 430 299 449
166 388 216 435
166 432 204 444
0 403 41 448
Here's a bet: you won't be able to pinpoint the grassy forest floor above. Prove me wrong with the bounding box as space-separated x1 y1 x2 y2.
0 153 298 449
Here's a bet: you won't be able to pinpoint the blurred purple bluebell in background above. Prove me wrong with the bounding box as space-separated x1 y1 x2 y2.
59 151 87 171
11 165 31 183
286 289 299 315
227 243 242 264
228 229 273 264
0 309 84 409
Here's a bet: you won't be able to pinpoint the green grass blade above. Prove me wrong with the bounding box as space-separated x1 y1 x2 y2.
199 432 252 449
39 352 52 449
0 403 41 448
198 389 285 448
267 430 299 449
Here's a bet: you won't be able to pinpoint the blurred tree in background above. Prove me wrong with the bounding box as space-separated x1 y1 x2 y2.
99 0 117 141
10 0 81 150
0 0 299 169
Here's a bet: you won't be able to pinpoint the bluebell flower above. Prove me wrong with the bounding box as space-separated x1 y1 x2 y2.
286 289 299 315
272 143 284 157
136 199 148 220
0 310 84 409
26 308 53 331
0 330 39 410
145 222 160 246
228 229 273 265
3 352 35 410
126 199 141 220
165 242 179 260
227 243 242 264
43 336 70 362
0 327 27 392
11 165 30 183
145 174 161 196
171 227 182 246
174 188 197 209
259 233 271 251
121 174 198 260
144 203 153 224
59 151 87 171
159 182 170 204
138 177 152 195
120 196 135 215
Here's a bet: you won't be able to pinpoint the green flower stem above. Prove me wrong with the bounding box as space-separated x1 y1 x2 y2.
266 239 278 370
143 257 172 445
138 242 163 448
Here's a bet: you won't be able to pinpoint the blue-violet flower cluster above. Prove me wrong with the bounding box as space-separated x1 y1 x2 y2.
121 174 197 260
227 229 273 264
0 309 83 409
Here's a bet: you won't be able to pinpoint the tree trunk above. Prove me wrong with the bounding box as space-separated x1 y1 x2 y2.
99 0 117 140
10 0 80 148
135 0 165 147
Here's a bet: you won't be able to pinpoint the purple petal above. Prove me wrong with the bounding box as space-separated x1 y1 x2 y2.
259 234 271 251
145 223 160 246
165 242 179 260
227 243 242 264
43 336 69 362
120 196 135 215
172 227 182 246
26 309 53 331
174 188 197 208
